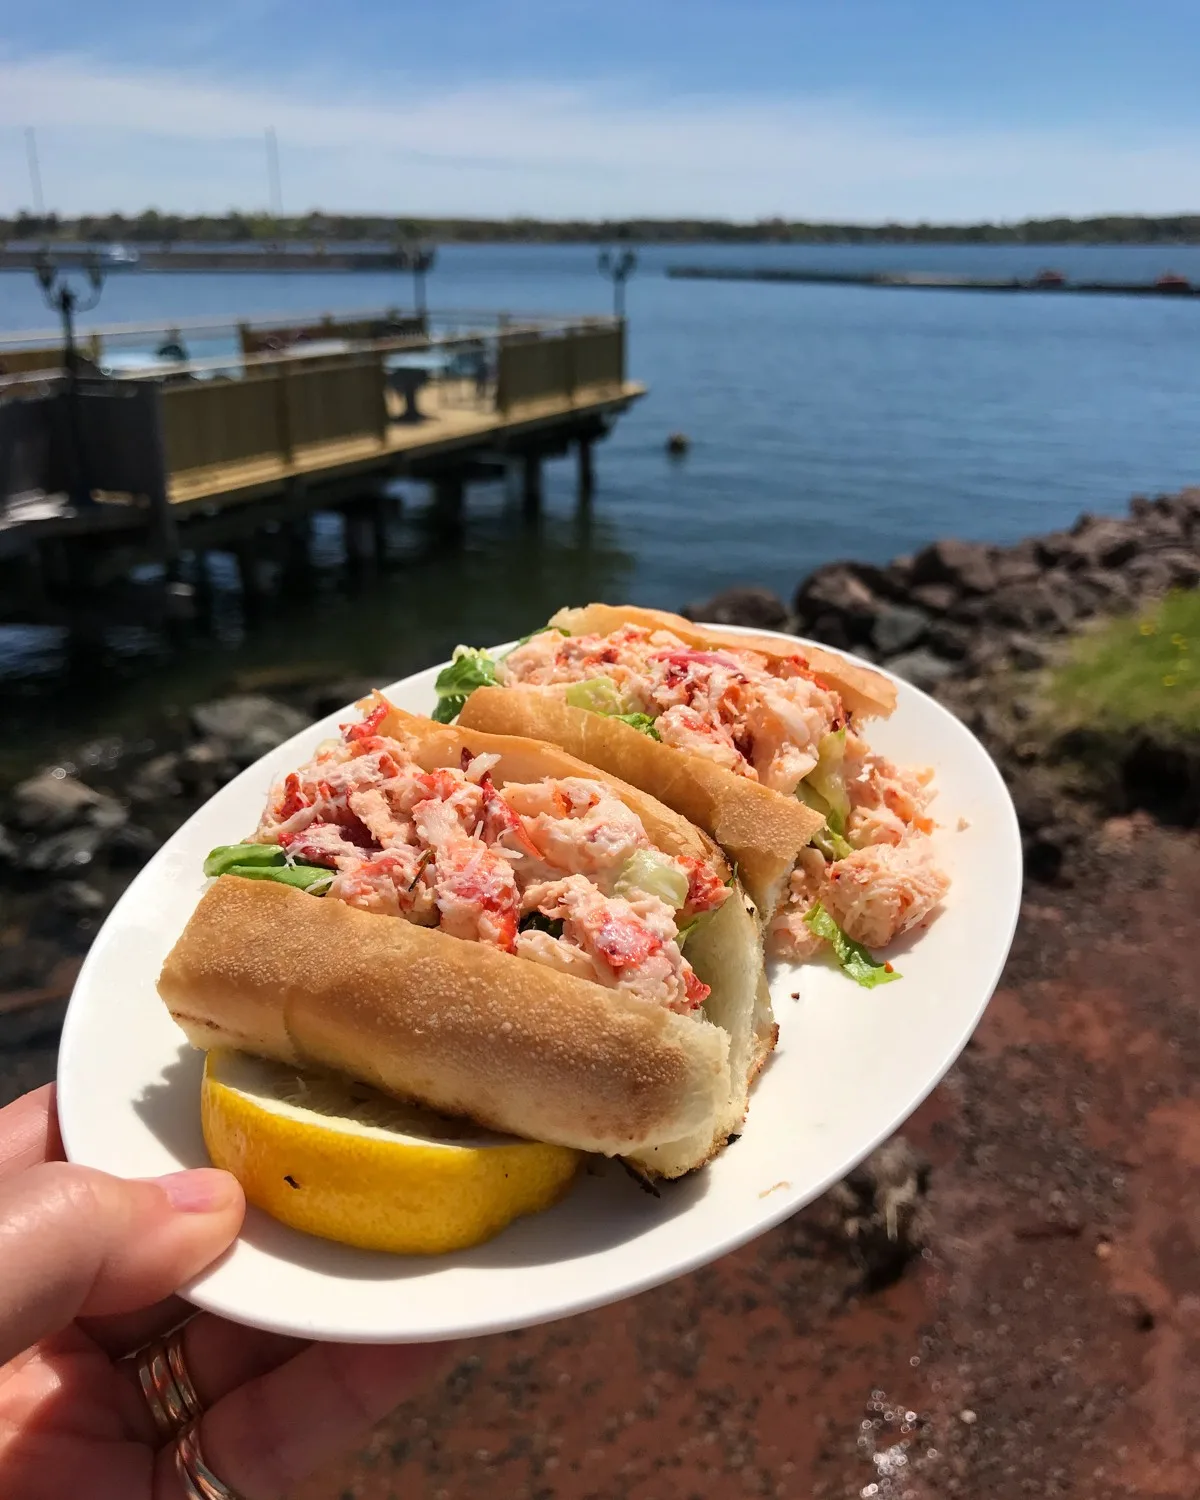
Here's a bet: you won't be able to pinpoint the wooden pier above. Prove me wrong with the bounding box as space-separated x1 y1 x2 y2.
0 313 643 624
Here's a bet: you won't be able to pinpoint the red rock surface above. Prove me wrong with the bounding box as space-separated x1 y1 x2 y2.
294 820 1200 1500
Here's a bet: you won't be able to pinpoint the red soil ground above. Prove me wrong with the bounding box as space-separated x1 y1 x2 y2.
298 817 1200 1500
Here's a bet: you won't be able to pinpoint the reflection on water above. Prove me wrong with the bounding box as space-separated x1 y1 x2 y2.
0 478 633 771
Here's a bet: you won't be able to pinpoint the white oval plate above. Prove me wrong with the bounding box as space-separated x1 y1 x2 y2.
57 630 1021 1344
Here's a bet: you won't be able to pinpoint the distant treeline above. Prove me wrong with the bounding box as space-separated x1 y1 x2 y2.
5 210 1200 246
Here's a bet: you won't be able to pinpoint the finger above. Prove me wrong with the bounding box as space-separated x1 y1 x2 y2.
181 1317 307 1405
82 1294 194 1358
114 1314 310 1447
88 1301 304 1378
154 1342 450 1499
0 1162 244 1365
0 1083 63 1178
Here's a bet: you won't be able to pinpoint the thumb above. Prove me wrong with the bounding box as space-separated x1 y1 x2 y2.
0 1161 244 1365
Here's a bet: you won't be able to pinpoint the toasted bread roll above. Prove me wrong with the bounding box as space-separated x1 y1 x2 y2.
158 705 772 1176
549 604 896 722
459 686 821 916
160 877 732 1160
456 606 894 915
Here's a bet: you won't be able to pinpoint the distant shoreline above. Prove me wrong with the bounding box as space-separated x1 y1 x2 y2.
5 212 1200 248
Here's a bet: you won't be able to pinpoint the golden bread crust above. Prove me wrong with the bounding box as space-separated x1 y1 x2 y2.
159 877 731 1159
158 710 774 1173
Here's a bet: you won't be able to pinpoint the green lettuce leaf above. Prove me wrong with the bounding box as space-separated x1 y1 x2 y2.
432 647 498 724
203 842 287 876
565 676 626 714
507 624 569 654
614 849 689 909
675 908 719 948
805 729 849 833
203 843 333 891
812 825 854 862
611 712 661 739
803 901 900 988
797 782 853 860
562 678 661 738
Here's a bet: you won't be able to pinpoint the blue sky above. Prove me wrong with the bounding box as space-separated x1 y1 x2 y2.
2 1 1199 220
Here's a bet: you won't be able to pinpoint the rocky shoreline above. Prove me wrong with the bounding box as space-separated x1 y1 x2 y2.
3 488 1199 1097
687 485 1200 872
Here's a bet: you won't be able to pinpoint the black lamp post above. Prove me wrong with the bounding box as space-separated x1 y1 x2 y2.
34 251 105 508
598 247 637 319
397 241 437 319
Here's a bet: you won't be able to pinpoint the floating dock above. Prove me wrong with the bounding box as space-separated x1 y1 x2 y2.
666 265 1200 297
0 244 410 273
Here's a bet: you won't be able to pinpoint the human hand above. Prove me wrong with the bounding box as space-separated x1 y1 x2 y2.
0 1084 447 1498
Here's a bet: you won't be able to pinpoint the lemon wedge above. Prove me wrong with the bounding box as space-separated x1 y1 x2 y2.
201 1050 581 1255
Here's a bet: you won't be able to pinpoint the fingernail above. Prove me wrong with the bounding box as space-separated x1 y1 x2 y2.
152 1169 239 1213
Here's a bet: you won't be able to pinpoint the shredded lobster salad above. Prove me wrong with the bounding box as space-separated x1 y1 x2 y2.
435 622 949 986
203 703 730 1015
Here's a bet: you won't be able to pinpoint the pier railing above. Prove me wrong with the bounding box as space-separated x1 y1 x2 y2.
495 323 624 413
146 321 625 486
0 307 612 373
0 317 631 539
160 354 390 476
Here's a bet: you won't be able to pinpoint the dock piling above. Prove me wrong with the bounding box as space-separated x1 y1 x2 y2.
522 453 543 517
431 474 465 535
576 438 594 504
281 512 314 592
232 538 264 616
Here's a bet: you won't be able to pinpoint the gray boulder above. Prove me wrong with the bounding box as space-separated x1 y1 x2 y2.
20 825 106 874
871 604 929 657
908 582 960 616
1126 550 1200 599
910 537 998 595
9 772 125 834
126 752 184 805
1006 632 1054 671
924 619 972 662
990 542 1043 589
177 742 237 791
47 880 108 916
1066 516 1139 571
883 649 957 693
191 696 309 766
980 578 1078 635
680 585 790 631
793 562 888 641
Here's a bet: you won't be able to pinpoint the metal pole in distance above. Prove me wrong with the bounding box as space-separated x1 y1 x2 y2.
598 247 637 321
265 127 283 257
25 128 46 219
60 283 77 378
266 127 283 220
406 243 436 320
34 253 105 510
59 282 88 510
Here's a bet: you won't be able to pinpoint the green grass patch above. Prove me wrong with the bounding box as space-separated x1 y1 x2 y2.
1045 589 1200 736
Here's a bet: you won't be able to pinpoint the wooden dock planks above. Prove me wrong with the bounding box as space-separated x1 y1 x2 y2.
166 380 644 509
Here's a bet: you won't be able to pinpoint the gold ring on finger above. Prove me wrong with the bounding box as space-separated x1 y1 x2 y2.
127 1321 204 1441
175 1418 247 1499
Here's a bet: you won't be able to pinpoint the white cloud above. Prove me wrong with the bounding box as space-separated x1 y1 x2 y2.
1 50 1198 220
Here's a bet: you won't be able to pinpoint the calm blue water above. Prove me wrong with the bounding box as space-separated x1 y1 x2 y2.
3 242 1200 746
